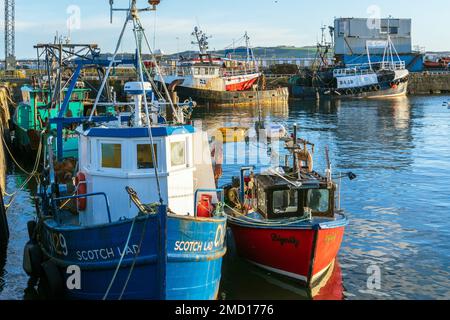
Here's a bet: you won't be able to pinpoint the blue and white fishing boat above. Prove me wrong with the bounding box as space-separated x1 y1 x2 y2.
23 0 226 300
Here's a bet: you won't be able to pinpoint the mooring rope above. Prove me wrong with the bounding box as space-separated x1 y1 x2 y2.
118 216 148 300
223 203 311 227
3 130 44 209
103 216 137 300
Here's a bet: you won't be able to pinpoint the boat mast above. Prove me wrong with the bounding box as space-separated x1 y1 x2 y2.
245 31 251 63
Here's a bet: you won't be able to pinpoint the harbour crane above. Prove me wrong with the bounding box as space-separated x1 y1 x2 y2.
4 0 15 70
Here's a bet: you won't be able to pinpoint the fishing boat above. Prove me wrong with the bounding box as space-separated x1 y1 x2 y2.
22 0 226 300
155 28 260 94
423 56 450 69
12 43 135 159
154 28 289 106
290 22 409 100
224 125 355 287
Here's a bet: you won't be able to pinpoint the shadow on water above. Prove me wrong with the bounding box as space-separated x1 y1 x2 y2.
0 244 7 294
220 254 345 300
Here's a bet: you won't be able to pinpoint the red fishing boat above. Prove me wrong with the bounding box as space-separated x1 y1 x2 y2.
155 27 260 92
224 126 354 287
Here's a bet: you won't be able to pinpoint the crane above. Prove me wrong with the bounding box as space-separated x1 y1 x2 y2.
4 0 15 70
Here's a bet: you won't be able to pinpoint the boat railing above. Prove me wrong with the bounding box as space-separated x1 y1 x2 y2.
156 64 261 78
333 66 375 77
380 60 406 71
340 60 406 75
221 67 260 77
52 192 113 224
194 189 225 217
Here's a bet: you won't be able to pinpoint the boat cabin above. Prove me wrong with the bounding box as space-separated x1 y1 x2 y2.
17 86 92 130
73 82 216 227
252 172 335 220
77 124 198 226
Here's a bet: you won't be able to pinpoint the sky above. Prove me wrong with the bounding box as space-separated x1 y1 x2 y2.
4 0 450 58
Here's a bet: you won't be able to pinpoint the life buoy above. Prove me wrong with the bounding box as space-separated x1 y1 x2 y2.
345 89 353 95
374 84 381 91
75 172 87 211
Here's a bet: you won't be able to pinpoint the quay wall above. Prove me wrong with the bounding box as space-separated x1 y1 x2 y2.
408 72 450 95
2 72 449 103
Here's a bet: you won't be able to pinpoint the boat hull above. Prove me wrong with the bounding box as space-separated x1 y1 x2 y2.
291 77 408 100
38 212 227 300
159 82 289 107
228 216 347 287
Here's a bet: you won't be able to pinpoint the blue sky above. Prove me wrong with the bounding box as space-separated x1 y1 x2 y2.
8 0 450 58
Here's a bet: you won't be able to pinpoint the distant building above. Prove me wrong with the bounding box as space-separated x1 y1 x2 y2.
334 17 423 72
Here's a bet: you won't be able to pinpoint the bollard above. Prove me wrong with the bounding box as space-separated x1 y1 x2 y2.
0 186 9 245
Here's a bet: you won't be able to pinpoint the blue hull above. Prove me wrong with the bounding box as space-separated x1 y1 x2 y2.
39 210 226 300
291 81 408 100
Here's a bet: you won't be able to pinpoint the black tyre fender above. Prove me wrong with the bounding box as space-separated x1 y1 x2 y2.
27 220 37 241
38 260 64 299
3 128 12 147
23 241 43 277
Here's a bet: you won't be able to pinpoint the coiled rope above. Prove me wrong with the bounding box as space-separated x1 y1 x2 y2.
223 203 311 227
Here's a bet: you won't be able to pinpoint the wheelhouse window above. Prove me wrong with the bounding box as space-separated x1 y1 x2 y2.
101 143 122 168
272 189 298 215
257 185 267 215
307 189 330 213
170 141 186 167
137 144 157 169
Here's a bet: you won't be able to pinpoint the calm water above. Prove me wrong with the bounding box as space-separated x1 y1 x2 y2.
1 95 450 300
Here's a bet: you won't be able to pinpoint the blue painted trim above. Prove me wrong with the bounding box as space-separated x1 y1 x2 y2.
72 58 137 67
86 125 195 138
158 204 167 300
49 116 118 125
57 122 64 161
54 193 112 223
59 64 82 118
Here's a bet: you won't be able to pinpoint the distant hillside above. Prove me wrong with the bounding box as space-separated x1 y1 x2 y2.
166 46 319 59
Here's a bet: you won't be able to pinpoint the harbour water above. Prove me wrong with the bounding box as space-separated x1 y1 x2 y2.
1 95 450 300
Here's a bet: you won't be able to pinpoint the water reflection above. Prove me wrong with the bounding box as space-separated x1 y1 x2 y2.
221 256 344 300
1 95 450 300
0 244 7 295
194 103 289 129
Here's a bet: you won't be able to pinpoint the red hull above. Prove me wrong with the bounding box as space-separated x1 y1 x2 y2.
313 260 344 300
225 77 258 91
229 223 346 286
